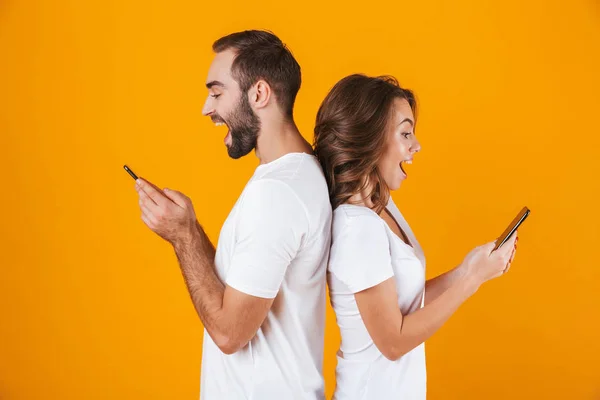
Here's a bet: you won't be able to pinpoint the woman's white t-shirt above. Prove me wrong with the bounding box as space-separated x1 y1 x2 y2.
328 199 427 400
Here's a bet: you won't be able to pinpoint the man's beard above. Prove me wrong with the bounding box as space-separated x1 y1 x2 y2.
218 95 261 159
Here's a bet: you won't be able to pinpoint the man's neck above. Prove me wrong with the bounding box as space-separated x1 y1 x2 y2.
254 116 313 165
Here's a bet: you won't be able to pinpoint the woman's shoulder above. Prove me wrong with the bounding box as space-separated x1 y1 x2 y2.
333 204 387 237
329 205 393 281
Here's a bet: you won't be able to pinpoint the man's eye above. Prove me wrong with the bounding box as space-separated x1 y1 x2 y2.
210 94 221 99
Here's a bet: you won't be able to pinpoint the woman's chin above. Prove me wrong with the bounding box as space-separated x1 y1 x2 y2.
388 178 403 191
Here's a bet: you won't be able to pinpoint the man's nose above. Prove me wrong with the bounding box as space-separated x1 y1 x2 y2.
202 97 214 116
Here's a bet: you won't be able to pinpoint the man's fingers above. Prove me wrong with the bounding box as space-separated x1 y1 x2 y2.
136 178 168 207
139 202 154 220
140 202 159 227
141 212 154 228
137 186 160 212
162 188 187 208
143 178 164 194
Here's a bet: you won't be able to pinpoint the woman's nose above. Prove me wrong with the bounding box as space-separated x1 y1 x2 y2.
412 138 421 153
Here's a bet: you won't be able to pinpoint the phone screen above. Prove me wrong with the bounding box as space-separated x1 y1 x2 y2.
492 207 530 251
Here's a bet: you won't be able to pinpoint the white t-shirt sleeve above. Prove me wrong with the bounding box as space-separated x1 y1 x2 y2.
329 215 394 293
225 179 309 299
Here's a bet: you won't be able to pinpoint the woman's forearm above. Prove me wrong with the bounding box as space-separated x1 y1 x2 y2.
388 274 479 360
424 264 466 305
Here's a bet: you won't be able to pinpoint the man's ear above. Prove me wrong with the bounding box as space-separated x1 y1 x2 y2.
249 80 272 110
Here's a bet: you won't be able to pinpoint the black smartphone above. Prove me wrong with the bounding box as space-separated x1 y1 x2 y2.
123 165 139 181
492 207 530 251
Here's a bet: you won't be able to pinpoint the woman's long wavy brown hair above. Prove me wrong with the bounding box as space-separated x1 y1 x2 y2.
313 74 417 213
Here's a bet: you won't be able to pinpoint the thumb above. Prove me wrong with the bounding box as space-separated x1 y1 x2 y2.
483 241 497 254
162 188 187 208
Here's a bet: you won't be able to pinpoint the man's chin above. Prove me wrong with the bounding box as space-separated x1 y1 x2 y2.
226 144 254 159
227 150 244 160
225 129 258 160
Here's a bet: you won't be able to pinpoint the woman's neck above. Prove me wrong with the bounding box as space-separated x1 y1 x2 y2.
348 186 375 208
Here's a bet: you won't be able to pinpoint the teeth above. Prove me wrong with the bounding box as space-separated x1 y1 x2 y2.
405 160 412 164
215 122 225 127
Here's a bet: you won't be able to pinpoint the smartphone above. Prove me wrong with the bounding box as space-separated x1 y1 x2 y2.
492 206 530 251
123 164 139 180
124 165 163 194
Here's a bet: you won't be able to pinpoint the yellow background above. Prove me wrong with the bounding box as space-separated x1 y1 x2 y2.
1 0 599 399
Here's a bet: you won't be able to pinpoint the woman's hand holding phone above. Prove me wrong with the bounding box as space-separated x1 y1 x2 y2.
457 207 528 290
459 233 518 290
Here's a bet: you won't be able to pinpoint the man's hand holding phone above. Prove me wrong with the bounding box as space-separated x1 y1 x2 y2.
125 165 198 247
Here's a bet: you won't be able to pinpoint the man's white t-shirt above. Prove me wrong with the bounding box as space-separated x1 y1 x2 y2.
200 153 332 400
328 199 427 400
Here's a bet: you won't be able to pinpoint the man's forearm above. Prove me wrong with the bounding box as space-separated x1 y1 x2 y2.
424 264 465 305
173 221 228 343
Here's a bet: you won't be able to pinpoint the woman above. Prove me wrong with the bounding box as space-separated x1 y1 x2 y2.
313 74 518 399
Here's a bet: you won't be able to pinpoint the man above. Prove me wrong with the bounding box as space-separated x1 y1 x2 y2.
134 30 332 399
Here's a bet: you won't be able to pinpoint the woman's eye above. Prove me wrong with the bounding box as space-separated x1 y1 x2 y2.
402 132 412 138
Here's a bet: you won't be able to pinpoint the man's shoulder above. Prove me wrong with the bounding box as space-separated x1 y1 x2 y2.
254 154 328 202
255 153 324 183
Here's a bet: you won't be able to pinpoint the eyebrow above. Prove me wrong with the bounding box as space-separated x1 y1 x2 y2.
206 80 225 89
398 118 414 127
